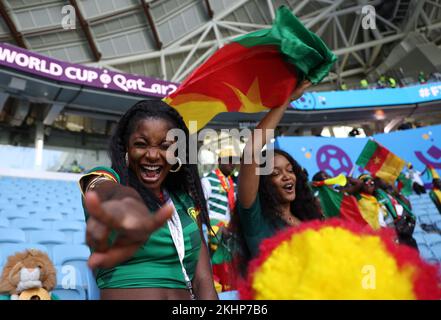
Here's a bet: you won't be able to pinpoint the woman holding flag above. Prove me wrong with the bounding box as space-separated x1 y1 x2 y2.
157 6 336 278
229 80 324 275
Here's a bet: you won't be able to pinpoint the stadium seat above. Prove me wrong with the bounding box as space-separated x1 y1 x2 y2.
52 245 90 266
52 246 98 300
38 212 64 221
431 243 441 261
54 221 85 244
218 290 239 300
423 233 441 246
27 230 67 248
73 231 86 245
12 218 51 231
52 286 87 300
52 220 85 232
418 243 435 261
0 243 50 266
0 228 26 244
0 217 9 228
3 210 29 220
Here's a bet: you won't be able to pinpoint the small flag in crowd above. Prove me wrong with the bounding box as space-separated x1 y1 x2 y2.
356 140 405 185
312 185 368 226
164 6 337 133
425 165 440 180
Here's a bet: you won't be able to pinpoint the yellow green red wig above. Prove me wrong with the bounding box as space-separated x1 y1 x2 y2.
239 219 441 300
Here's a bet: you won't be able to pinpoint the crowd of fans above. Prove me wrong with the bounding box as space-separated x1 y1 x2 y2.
338 71 441 91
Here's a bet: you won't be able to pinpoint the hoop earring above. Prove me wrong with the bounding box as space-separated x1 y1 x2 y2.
170 157 182 172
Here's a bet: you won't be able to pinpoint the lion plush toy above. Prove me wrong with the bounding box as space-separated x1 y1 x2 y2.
0 249 56 300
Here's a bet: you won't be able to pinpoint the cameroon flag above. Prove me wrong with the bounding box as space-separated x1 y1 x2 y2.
164 6 337 133
425 165 440 180
397 172 413 196
312 186 368 226
356 140 405 185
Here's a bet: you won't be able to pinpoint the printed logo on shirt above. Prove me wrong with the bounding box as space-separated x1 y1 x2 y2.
187 207 199 221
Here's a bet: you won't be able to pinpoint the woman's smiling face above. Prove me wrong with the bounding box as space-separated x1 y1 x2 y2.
127 118 175 195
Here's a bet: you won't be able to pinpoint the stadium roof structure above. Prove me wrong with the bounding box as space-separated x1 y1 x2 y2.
1 0 441 142
1 0 440 83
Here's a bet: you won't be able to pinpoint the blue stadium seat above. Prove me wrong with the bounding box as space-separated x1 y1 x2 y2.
431 243 441 261
52 220 85 232
3 210 29 220
0 228 26 244
218 290 239 300
418 243 435 261
417 215 432 225
52 286 87 300
0 217 9 228
12 218 51 231
52 246 98 300
27 231 67 247
73 231 86 245
52 245 90 265
53 221 85 244
423 233 441 246
0 243 50 265
38 212 63 221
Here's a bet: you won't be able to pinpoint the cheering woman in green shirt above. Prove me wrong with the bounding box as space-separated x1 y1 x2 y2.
230 81 323 275
80 100 217 300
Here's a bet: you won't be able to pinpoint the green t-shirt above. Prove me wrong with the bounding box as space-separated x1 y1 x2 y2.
238 194 284 258
80 167 202 289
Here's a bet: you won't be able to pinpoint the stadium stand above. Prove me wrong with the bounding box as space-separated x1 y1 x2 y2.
408 194 441 264
0 175 241 299
1 175 439 299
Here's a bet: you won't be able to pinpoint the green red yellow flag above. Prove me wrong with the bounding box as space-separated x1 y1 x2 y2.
425 165 440 180
356 140 405 185
312 185 368 226
164 6 337 133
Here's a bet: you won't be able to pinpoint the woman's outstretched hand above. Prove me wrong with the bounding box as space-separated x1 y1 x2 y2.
84 191 173 269
287 80 312 104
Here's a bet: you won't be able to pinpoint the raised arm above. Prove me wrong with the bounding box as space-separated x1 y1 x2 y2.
238 80 312 208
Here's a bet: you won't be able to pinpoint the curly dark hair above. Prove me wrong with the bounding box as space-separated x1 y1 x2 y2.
229 149 322 276
259 149 322 225
108 99 210 227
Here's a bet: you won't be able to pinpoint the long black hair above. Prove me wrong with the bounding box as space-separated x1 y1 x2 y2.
229 148 322 276
259 149 322 225
109 99 210 227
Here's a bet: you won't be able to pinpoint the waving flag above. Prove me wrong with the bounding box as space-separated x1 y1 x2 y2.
425 165 440 180
164 6 337 133
312 185 368 226
356 140 405 185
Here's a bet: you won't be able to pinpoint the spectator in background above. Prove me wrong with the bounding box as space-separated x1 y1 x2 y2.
201 148 239 292
429 178 441 215
374 177 418 250
70 160 85 173
377 74 387 88
311 171 365 225
346 174 418 249
388 77 397 88
418 71 427 84
406 164 426 195
360 79 369 89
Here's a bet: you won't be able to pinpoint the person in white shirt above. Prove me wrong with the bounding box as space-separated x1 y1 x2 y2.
405 164 426 195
